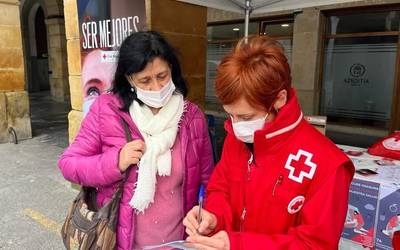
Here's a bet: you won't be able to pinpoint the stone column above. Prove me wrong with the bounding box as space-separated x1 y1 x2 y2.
148 0 207 107
64 0 207 142
46 17 70 102
0 0 32 143
64 0 83 143
291 8 322 115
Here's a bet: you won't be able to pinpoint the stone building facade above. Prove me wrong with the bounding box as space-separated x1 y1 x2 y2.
0 0 399 146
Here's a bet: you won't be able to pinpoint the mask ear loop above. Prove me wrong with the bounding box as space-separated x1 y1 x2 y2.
268 96 280 116
264 104 275 121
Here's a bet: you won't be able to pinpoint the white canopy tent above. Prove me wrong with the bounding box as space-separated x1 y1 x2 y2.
177 0 363 37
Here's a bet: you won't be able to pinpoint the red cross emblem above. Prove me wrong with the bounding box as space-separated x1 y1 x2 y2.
292 200 303 210
288 196 305 214
102 54 107 59
285 149 317 184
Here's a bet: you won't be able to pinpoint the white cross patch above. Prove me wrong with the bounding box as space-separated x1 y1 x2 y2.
285 149 317 184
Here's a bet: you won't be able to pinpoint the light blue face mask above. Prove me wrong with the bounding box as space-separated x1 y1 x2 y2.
83 97 96 117
231 114 268 143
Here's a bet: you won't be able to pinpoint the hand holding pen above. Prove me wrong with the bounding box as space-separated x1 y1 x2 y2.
183 185 218 236
197 185 205 226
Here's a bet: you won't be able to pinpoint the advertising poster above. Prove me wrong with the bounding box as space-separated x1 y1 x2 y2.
77 0 146 115
342 179 380 247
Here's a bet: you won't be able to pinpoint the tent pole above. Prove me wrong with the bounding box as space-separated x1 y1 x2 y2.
244 0 251 42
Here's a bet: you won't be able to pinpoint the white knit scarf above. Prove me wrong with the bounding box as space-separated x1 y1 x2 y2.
128 94 184 213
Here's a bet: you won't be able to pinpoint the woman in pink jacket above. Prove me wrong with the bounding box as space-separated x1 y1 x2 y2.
58 31 214 250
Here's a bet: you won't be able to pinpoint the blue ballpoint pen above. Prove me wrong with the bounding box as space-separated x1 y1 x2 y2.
197 185 205 226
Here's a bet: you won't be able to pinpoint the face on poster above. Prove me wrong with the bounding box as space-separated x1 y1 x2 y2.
77 0 146 115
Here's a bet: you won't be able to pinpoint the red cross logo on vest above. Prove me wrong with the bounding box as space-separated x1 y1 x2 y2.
288 195 305 214
285 149 317 184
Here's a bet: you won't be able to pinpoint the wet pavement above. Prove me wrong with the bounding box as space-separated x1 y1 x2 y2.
0 91 75 250
29 91 70 148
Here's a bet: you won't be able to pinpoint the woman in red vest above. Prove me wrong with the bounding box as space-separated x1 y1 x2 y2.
183 35 355 250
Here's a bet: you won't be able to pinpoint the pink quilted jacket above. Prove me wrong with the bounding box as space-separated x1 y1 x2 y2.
58 93 214 249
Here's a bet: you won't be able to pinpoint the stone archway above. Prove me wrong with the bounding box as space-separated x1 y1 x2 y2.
26 3 49 92
20 0 69 102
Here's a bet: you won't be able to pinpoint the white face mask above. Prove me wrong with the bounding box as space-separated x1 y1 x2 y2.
231 114 268 143
134 78 176 108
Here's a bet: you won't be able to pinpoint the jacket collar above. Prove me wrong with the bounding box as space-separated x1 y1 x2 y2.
259 88 303 140
225 88 303 143
106 93 144 141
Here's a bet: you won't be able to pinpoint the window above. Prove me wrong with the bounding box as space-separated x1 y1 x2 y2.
206 41 236 108
206 19 294 111
206 22 258 110
207 22 258 41
260 20 293 65
320 11 400 134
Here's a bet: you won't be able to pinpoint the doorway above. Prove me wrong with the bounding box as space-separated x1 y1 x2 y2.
20 0 70 147
29 6 50 92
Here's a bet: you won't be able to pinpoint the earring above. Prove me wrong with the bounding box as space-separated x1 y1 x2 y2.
130 87 135 92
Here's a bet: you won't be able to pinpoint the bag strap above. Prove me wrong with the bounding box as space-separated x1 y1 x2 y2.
118 119 134 189
79 119 133 209
121 118 133 143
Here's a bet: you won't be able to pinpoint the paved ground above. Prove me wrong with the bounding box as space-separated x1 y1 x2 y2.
0 138 77 249
29 92 70 148
0 91 76 250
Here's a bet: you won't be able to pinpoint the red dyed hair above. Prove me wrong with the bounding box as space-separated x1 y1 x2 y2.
215 35 291 110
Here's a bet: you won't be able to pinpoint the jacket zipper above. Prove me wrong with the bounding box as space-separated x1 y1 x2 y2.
272 175 284 196
130 168 139 250
240 152 253 232
180 131 188 239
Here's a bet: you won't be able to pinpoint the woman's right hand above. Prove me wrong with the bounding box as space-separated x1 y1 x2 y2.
118 140 146 172
183 206 217 236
